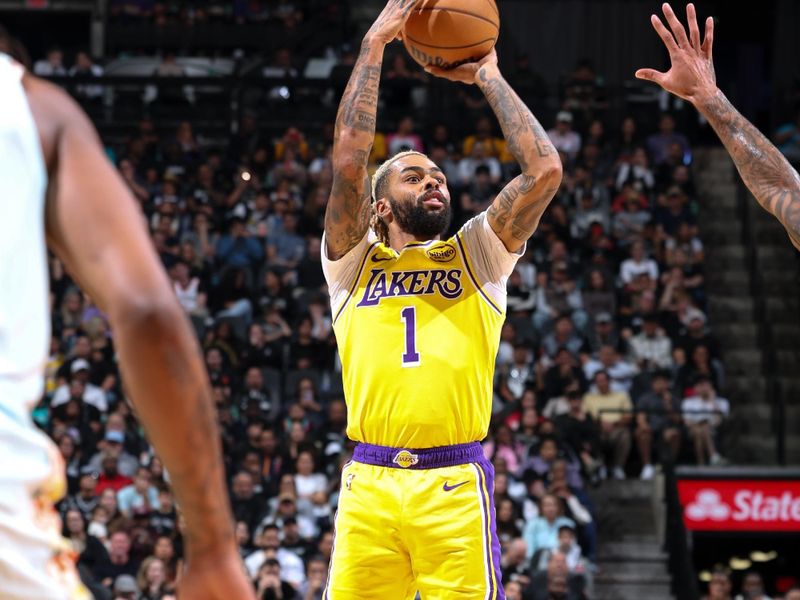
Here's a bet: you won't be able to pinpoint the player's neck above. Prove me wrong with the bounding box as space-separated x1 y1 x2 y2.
387 229 440 252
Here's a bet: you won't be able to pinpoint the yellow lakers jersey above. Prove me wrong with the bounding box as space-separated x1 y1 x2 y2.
323 214 521 448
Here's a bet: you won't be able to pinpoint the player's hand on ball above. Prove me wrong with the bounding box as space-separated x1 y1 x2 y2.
424 48 498 85
178 551 256 600
365 0 423 46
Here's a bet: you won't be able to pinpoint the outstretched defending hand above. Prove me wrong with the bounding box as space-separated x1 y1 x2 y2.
424 49 499 85
365 0 423 46
636 3 717 104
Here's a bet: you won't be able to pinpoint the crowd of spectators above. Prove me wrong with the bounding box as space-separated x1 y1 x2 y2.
33 29 736 598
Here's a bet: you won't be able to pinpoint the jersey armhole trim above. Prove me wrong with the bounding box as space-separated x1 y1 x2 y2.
332 241 380 325
455 233 503 317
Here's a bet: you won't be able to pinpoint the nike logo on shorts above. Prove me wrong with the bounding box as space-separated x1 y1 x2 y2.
443 481 469 492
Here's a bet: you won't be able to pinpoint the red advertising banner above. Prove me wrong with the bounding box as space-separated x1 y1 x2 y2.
677 480 800 531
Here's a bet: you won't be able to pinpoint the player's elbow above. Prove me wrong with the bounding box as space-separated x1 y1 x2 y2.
537 160 563 189
112 293 186 336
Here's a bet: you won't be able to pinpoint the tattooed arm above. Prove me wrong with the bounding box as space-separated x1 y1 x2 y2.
427 52 562 252
325 0 421 260
637 3 800 250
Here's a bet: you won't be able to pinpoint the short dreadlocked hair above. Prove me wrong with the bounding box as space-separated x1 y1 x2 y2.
370 150 429 245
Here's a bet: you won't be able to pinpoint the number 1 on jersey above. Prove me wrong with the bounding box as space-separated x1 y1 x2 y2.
400 306 420 367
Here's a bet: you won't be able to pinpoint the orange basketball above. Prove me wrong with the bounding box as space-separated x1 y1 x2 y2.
402 0 500 70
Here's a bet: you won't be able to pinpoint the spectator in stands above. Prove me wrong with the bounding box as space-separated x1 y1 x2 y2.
386 115 425 156
586 312 620 355
547 111 582 161
384 54 426 112
646 113 689 165
95 530 138 589
501 538 531 588
583 370 632 480
298 555 327 600
584 345 638 393
69 51 104 102
627 313 673 372
462 116 509 162
63 508 110 574
245 523 305 586
613 186 652 247
523 494 576 560
254 557 299 599
216 216 264 271
89 432 139 479
619 239 659 289
33 46 66 76
655 185 695 238
703 568 733 600
678 307 721 361
136 556 169 599
615 147 655 194
112 574 139 600
783 587 800 600
635 370 682 479
675 342 724 397
555 390 601 482
683 375 730 465
457 140 502 187
735 571 773 600
666 221 705 266
117 466 160 517
534 264 587 334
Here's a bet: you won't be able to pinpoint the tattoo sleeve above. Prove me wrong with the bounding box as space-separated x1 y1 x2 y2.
697 89 800 250
325 40 385 260
478 67 562 250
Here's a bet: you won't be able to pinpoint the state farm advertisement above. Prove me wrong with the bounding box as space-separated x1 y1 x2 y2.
677 480 800 532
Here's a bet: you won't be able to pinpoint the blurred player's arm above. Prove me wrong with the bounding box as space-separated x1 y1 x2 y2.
427 52 563 253
325 0 421 260
637 3 800 250
29 79 254 599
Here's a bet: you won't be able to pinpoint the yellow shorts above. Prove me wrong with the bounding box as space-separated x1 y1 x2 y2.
325 442 504 599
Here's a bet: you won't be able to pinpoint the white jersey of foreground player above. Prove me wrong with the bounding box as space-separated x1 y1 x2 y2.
0 53 90 600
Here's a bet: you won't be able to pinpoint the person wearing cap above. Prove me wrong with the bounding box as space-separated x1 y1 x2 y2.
587 311 620 355
635 370 683 480
677 306 721 361
547 111 582 161
627 312 673 372
682 375 729 466
50 357 109 413
112 573 138 600
87 430 140 479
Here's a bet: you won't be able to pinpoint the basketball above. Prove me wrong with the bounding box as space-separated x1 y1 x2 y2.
402 0 500 70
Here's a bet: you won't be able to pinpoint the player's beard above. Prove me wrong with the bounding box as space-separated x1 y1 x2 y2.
388 190 452 239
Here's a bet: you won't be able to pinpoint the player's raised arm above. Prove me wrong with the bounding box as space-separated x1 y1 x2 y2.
325 0 421 260
27 79 255 600
427 51 563 253
637 2 800 250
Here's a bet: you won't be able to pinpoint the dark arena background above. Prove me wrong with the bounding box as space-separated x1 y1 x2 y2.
5 0 800 598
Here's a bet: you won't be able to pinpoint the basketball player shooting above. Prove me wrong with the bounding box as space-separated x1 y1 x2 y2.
637 2 800 250
0 29 254 600
322 1 561 597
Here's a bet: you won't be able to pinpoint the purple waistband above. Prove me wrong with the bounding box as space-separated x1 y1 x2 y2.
352 442 484 470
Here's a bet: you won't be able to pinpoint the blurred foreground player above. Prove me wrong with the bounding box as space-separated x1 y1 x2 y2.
0 29 254 600
638 2 800 250
322 1 561 597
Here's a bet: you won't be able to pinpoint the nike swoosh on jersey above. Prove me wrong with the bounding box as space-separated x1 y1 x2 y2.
443 481 469 492
371 255 393 263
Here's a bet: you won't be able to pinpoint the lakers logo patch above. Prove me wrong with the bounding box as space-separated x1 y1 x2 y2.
392 450 419 468
426 242 456 263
